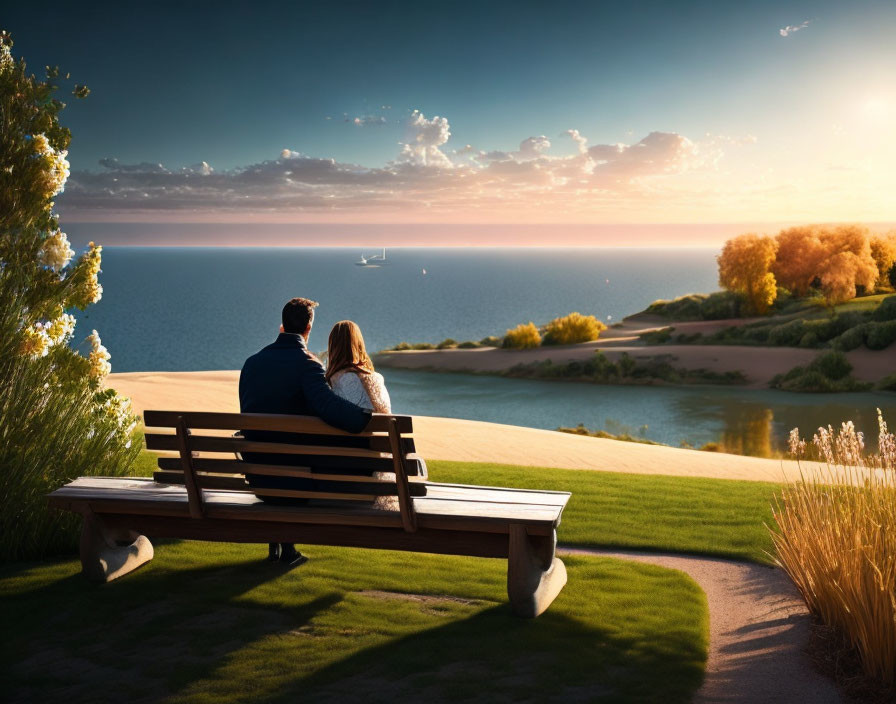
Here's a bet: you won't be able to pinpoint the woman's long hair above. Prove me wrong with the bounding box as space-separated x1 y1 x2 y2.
325 320 375 384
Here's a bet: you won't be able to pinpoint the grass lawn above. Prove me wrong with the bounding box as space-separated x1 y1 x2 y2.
428 460 779 564
3 452 785 701
134 452 780 564
2 543 708 703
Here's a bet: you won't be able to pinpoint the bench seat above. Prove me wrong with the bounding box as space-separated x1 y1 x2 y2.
47 412 572 617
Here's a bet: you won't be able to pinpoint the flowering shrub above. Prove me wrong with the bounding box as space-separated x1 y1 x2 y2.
0 31 139 559
542 312 607 345
502 322 542 349
771 410 895 687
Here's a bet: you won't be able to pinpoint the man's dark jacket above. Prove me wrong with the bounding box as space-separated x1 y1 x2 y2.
239 332 371 495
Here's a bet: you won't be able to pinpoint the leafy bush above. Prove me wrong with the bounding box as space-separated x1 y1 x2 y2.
542 312 607 345
771 351 871 392
871 295 896 322
865 320 896 350
436 338 457 349
808 350 852 380
502 322 541 349
640 328 673 344
0 34 139 560
479 335 502 347
646 291 745 321
832 324 870 351
767 320 806 347
457 340 479 349
878 372 896 392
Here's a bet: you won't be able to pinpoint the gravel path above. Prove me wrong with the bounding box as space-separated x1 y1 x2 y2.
561 548 844 703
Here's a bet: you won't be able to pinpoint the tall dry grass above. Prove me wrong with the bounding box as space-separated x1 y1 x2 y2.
770 410 896 685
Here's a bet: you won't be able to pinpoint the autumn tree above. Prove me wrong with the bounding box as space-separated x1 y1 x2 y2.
870 232 896 291
772 226 825 296
717 234 778 314
772 224 879 303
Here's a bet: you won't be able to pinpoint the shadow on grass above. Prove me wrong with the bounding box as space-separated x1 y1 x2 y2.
2 548 706 704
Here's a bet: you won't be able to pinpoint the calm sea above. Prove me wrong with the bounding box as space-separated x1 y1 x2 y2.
82 247 720 371
79 246 894 456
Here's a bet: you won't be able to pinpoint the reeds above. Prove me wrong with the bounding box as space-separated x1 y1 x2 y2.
770 410 896 685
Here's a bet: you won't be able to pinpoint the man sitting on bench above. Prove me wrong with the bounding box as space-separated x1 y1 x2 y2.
239 296 371 566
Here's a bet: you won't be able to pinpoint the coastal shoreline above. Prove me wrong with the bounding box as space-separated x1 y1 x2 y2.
375 316 894 388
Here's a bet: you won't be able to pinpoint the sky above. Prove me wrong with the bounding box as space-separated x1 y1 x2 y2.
7 0 896 244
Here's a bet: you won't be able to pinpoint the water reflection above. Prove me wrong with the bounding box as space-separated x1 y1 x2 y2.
387 369 896 459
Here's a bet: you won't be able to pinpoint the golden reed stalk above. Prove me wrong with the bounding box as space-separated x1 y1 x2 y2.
770 410 896 684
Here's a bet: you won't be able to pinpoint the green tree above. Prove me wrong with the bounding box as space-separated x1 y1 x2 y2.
0 31 139 559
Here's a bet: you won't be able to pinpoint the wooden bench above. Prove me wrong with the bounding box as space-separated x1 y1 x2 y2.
48 411 571 618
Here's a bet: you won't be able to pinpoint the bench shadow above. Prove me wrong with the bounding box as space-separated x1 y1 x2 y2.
4 555 344 702
194 604 705 704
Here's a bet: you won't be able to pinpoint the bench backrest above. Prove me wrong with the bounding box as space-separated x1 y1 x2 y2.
143 410 420 531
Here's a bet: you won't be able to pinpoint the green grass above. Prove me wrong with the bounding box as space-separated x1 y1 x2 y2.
428 460 779 564
4 453 785 700
1 543 708 703
135 452 780 564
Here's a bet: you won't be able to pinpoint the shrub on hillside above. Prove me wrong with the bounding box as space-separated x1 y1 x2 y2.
771 350 870 392
502 322 541 349
872 295 896 322
865 320 896 350
646 291 745 321
436 338 457 349
542 312 607 345
479 335 502 347
832 324 871 351
878 372 896 392
457 340 479 349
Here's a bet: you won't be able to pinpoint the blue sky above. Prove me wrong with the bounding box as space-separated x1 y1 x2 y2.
7 0 896 233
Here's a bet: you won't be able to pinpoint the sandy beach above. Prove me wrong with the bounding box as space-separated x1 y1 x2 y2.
111 370 823 483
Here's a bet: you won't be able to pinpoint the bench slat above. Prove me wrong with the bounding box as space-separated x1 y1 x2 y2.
155 457 427 483
143 410 413 435
48 477 565 534
153 469 427 497
145 433 394 459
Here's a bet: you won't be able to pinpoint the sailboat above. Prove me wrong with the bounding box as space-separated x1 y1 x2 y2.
355 247 386 266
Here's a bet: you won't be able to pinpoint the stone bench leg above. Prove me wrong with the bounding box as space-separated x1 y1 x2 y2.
507 525 567 618
79 511 154 583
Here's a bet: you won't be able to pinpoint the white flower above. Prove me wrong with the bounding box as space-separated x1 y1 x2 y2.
47 313 76 345
31 133 70 197
41 230 75 271
21 322 51 357
87 329 111 380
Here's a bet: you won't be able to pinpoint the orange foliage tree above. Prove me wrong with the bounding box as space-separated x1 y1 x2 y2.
771 224 879 303
717 234 778 314
870 232 896 290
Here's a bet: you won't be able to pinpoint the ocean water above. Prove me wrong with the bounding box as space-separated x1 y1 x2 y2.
79 246 894 455
83 247 720 372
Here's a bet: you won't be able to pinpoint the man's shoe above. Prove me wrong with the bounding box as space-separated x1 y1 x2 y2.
266 543 281 562
280 547 309 568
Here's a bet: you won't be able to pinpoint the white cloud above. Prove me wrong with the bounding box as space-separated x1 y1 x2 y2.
397 110 453 168
63 112 746 218
779 20 810 37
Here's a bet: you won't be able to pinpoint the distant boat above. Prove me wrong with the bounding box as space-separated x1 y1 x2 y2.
355 247 386 267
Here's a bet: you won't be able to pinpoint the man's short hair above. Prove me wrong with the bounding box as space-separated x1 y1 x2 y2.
282 297 319 334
